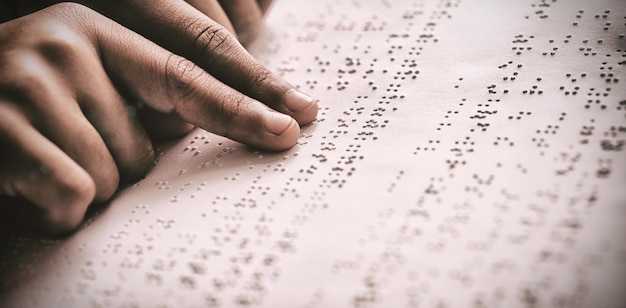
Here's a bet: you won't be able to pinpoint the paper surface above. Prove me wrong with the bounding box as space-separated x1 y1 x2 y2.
1 0 625 307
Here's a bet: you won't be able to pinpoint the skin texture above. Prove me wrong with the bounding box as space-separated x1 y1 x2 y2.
0 2 318 235
5 0 274 46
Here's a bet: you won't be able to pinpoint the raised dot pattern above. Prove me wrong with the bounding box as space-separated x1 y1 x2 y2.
0 0 625 307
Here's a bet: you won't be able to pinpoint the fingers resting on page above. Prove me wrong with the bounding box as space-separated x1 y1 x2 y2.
0 2 317 235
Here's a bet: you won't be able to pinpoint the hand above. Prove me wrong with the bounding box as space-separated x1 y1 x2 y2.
9 0 314 135
0 3 317 235
9 0 274 46
81 0 305 120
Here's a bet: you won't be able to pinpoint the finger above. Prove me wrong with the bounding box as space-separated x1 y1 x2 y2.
92 0 318 127
115 52 300 150
91 11 301 150
137 106 196 140
184 0 236 35
1 52 119 203
17 6 156 184
81 86 155 185
218 0 263 45
257 0 274 15
0 105 95 235
71 47 155 183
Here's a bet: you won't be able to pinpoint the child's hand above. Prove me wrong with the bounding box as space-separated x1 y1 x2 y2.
0 3 317 235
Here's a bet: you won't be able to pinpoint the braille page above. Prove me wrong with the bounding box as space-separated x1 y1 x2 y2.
1 0 625 307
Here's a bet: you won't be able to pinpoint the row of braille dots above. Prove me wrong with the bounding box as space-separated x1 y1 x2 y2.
424 75 487 153
526 184 602 302
436 0 461 9
342 0 560 304
183 9 419 298
413 78 482 155
143 231 284 300
364 2 617 303
596 158 613 178
558 8 625 58
300 8 441 190
176 133 240 176
229 11 418 292
314 98 407 188
278 1 454 288
526 0 556 19
322 49 422 92
315 11 429 96
405 182 597 305
301 7 433 192
490 10 620 160
486 63 545 97
190 64 356 301
428 4 568 170
391 6 473 162
556 8 623 114
133 53 312 298
552 8 623 112
510 16 623 95
347 168 535 306
161 188 287 300
531 124 560 154
450 5 570 168
512 34 535 56
572 9 626 30
384 170 405 193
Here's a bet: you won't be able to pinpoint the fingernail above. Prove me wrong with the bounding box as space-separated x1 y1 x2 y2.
284 89 314 113
265 112 294 135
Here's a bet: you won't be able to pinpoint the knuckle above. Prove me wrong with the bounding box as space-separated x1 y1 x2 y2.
0 23 84 103
248 68 273 94
32 24 84 65
24 4 90 57
0 54 53 108
162 54 203 113
216 93 246 137
45 168 95 234
56 168 96 206
188 21 235 62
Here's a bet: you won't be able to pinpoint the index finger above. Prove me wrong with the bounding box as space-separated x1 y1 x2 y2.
76 6 301 151
86 0 318 125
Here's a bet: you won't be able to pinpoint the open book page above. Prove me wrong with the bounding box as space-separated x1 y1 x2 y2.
1 0 625 307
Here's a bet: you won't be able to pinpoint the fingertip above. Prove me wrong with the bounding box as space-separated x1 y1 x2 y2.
283 89 319 125
261 112 300 151
9 166 96 236
294 99 319 126
264 111 293 135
